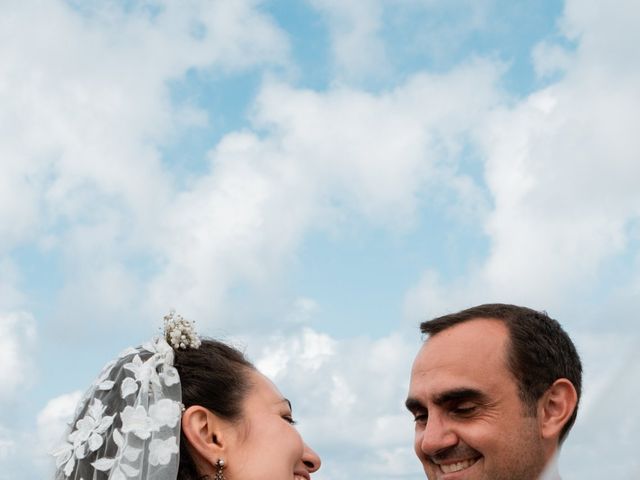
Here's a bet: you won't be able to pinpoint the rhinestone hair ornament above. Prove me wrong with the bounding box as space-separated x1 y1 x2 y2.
53 312 200 480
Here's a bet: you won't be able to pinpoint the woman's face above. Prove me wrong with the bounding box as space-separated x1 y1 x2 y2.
224 370 321 480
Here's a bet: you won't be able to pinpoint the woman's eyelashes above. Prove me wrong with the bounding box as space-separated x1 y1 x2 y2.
282 413 297 425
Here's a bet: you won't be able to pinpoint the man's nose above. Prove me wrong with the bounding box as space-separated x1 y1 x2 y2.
416 414 458 457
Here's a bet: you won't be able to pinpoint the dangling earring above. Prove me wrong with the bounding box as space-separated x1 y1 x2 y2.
214 458 225 480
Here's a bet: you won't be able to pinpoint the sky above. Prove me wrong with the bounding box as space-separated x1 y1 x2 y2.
1 0 639 478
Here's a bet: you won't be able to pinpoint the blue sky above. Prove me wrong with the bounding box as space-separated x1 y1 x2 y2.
1 0 639 478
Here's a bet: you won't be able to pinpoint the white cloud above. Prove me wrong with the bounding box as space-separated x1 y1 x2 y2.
406 0 640 314
148 59 502 324
37 390 83 454
286 297 320 324
0 425 16 463
0 311 36 402
532 41 575 79
1 1 504 333
0 310 45 476
251 61 500 221
561 332 640 478
477 77 640 305
308 0 387 81
306 0 497 83
404 269 467 321
256 327 336 379
0 258 25 310
0 0 290 327
560 0 640 71
0 390 81 479
52 215 145 326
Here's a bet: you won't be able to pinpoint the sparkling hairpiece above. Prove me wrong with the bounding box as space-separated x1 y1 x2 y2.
164 310 201 350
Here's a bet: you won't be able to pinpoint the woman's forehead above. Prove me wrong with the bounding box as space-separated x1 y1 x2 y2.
247 370 289 406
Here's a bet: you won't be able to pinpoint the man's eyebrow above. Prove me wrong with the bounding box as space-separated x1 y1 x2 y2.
433 388 487 406
405 397 425 413
405 388 488 412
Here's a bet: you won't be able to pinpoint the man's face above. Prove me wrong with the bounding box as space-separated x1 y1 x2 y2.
406 318 548 480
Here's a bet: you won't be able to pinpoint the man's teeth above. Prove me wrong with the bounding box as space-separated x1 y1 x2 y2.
440 458 477 474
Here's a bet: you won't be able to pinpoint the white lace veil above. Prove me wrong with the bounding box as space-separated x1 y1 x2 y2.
53 313 199 480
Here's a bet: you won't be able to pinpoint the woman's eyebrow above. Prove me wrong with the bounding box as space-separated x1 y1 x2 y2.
280 398 292 411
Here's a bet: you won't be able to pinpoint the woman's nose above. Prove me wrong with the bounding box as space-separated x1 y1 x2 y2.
302 442 321 473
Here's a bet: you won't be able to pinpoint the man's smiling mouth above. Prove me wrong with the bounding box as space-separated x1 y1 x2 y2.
439 457 480 474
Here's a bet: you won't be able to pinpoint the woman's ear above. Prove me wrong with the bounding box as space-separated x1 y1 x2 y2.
538 378 578 441
181 406 229 468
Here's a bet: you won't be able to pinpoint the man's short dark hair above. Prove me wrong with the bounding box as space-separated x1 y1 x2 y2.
420 303 582 443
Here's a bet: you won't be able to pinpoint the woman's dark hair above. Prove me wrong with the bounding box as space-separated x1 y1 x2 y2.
173 339 255 479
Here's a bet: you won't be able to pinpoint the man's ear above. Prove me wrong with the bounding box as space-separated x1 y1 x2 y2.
181 405 230 468
538 378 578 440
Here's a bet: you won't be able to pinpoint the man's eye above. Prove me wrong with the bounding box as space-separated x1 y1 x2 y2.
413 413 428 424
452 405 476 416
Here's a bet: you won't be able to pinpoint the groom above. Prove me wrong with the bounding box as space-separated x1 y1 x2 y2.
406 303 582 480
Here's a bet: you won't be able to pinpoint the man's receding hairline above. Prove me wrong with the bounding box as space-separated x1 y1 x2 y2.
421 316 520 386
422 315 509 340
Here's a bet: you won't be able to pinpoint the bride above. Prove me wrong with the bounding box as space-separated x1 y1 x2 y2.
53 312 321 480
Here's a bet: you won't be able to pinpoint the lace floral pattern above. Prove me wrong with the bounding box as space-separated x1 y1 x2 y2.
53 336 183 480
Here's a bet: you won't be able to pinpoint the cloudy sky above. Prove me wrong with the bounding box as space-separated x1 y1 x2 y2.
1 0 639 478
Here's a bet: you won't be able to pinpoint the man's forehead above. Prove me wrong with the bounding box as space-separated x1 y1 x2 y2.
409 318 512 396
419 317 509 359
